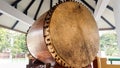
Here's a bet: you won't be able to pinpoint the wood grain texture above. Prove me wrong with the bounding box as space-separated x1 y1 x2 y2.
27 13 55 65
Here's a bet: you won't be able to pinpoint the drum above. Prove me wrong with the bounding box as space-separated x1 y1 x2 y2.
27 1 99 68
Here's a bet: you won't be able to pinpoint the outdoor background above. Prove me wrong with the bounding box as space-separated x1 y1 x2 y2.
0 27 28 68
0 27 119 68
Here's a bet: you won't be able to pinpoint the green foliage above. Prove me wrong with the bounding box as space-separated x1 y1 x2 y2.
0 27 28 58
0 28 10 52
100 32 119 56
11 33 28 57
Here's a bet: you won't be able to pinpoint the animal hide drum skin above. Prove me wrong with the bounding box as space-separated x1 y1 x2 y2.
27 1 99 68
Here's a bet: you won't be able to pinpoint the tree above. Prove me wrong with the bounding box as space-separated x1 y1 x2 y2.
0 27 28 58
11 33 28 57
100 32 119 56
0 28 11 52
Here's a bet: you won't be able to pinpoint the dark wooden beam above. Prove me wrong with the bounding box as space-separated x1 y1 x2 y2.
11 0 21 8
50 0 53 9
101 16 115 29
34 0 44 20
23 0 35 15
94 0 98 4
107 5 113 11
81 0 95 12
0 12 3 16
11 20 19 29
0 24 26 34
99 27 115 31
58 0 61 3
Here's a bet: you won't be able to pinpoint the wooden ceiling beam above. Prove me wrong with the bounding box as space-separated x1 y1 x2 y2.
0 0 34 26
11 0 21 8
101 16 115 29
58 0 61 3
11 20 19 29
23 0 35 15
0 24 26 34
99 27 115 31
107 5 113 11
34 0 44 20
94 0 98 4
50 0 53 9
0 12 3 16
94 0 110 21
81 0 94 12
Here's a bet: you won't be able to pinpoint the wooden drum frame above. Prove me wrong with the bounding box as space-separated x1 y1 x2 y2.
27 1 99 68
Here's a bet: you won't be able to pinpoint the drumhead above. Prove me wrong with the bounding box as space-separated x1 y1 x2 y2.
44 1 99 68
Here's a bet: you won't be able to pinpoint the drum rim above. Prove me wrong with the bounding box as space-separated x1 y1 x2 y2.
43 1 99 68
43 1 74 67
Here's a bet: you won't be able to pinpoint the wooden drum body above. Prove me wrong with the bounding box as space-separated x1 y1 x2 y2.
27 13 55 64
27 1 99 68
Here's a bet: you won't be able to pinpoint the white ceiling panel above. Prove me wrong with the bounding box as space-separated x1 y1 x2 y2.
0 0 116 33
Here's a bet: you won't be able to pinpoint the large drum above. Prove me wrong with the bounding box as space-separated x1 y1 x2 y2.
27 1 99 68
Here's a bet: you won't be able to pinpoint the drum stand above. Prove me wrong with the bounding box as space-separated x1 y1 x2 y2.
26 54 93 68
26 59 66 68
26 58 92 68
26 59 50 68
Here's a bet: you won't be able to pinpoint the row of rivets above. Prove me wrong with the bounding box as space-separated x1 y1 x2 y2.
43 1 81 68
